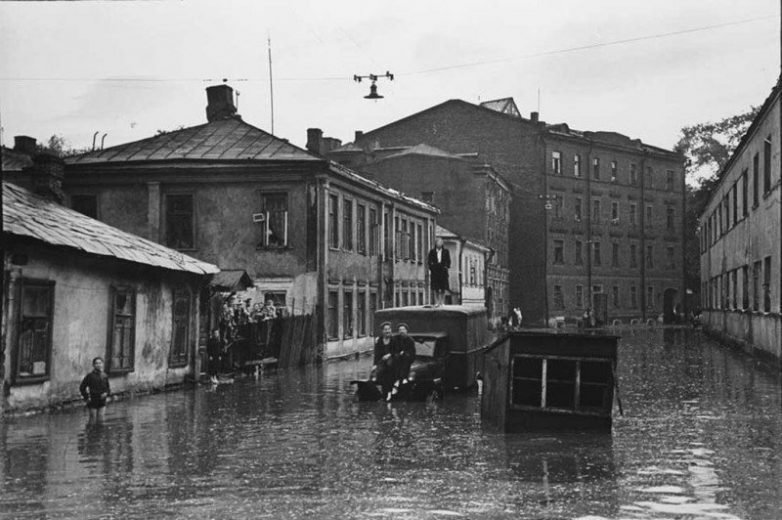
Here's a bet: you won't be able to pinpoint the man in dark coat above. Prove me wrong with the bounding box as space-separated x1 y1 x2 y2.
79 357 111 423
427 237 451 307
372 321 397 397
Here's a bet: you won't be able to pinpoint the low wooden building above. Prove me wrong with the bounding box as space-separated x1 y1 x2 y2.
2 178 218 414
436 225 491 309
481 330 618 432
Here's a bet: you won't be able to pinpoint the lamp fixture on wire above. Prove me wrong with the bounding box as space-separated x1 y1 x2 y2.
353 71 394 99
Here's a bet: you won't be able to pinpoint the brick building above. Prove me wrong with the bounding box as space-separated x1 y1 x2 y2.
6 85 438 359
699 82 781 364
341 97 685 324
318 137 511 319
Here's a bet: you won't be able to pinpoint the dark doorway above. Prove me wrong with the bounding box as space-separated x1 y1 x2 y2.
663 288 678 324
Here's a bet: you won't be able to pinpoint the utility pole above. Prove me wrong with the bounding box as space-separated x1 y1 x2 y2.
268 35 275 135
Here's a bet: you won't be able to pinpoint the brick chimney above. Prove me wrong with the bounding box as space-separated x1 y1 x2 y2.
306 128 323 154
354 130 364 142
29 153 65 203
205 84 237 122
530 111 539 123
14 135 37 155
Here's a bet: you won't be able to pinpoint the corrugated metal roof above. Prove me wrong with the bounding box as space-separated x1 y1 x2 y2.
66 117 319 165
3 181 219 276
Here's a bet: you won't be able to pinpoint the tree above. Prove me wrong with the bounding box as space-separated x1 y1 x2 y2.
674 106 760 308
36 134 91 157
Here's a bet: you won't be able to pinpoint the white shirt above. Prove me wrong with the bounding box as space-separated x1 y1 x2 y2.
436 248 442 263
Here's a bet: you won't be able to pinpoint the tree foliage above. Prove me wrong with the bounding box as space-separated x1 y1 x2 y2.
36 134 91 157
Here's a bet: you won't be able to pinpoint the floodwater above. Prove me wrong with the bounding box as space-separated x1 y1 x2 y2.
1 330 780 520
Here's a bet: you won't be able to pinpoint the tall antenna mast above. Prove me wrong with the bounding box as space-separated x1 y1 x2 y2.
267 34 275 134
537 88 541 113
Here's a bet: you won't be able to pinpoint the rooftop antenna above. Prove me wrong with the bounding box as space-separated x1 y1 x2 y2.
537 88 541 113
268 33 275 134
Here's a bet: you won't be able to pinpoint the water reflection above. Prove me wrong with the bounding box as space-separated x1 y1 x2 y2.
0 330 780 519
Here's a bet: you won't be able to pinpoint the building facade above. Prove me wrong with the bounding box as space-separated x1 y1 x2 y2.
321 138 511 319
341 97 686 324
699 83 781 364
9 85 438 360
435 225 491 309
2 178 218 413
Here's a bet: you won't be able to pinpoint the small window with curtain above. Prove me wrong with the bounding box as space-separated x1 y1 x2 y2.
259 193 288 248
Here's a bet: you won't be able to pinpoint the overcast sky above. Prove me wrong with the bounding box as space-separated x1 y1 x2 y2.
1 0 779 168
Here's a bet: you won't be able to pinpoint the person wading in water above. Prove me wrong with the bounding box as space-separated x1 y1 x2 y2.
80 357 111 424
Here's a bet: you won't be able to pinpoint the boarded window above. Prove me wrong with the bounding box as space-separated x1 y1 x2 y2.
108 287 135 373
169 289 190 367
166 194 194 249
15 280 54 381
260 193 288 247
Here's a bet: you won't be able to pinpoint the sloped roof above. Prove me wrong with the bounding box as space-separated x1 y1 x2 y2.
211 269 254 291
2 146 34 171
66 117 319 165
379 143 464 161
479 97 521 118
3 181 219 276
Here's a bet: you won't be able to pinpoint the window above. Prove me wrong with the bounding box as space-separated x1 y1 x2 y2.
763 256 771 312
574 154 582 177
259 193 288 247
630 286 638 308
575 240 583 265
169 289 191 367
753 153 760 206
165 194 194 249
71 194 98 219
742 171 748 217
592 157 600 179
344 291 353 338
14 280 54 382
553 285 564 309
357 204 367 254
401 291 408 307
417 223 424 263
612 286 620 308
327 291 338 339
592 199 601 223
343 198 353 251
470 260 477 285
553 240 564 264
764 137 772 194
369 209 379 255
553 196 563 219
724 196 730 230
593 241 601 266
410 222 417 262
611 201 619 222
666 247 675 270
647 286 655 309
666 170 675 191
610 160 617 182
646 245 654 268
108 287 135 373
732 186 739 226
369 292 377 332
630 244 638 268
574 198 582 221
552 151 562 175
742 265 749 310
645 167 654 188
612 242 619 267
357 291 366 336
753 261 761 311
575 285 584 308
421 191 434 204
731 269 738 310
666 206 675 231
630 163 638 185
510 356 612 412
629 203 637 227
329 194 339 248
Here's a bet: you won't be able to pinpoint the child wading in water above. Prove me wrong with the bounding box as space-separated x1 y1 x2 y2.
80 357 111 423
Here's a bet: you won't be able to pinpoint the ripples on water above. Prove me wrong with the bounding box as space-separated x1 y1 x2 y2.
0 330 780 519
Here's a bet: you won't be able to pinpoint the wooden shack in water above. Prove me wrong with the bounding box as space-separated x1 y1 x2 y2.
481 330 618 432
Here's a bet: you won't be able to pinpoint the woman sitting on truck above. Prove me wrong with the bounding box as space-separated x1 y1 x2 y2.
372 322 397 397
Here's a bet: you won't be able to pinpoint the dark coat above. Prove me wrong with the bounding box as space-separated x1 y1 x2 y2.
427 247 451 291
80 370 111 401
373 336 396 366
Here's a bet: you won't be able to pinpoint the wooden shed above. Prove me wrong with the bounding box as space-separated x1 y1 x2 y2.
481 329 618 432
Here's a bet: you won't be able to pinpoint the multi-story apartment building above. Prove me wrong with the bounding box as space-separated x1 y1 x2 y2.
341 97 685 324
314 135 511 320
5 85 438 359
699 82 781 364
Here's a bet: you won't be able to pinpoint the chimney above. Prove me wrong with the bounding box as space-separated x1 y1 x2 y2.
14 135 37 155
306 128 323 154
354 130 364 142
321 137 342 155
29 153 65 204
205 84 237 122
530 111 539 123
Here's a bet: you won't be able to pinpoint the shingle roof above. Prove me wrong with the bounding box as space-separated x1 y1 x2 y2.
3 181 219 276
66 117 319 165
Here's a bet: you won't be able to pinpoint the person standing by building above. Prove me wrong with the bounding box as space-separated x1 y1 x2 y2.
206 329 224 385
79 357 111 423
427 237 451 307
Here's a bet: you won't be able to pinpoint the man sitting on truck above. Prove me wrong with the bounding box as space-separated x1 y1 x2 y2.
387 323 417 400
372 322 397 398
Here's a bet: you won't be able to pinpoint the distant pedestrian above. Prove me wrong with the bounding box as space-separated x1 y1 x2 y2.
427 237 451 307
508 307 523 330
206 329 224 384
79 357 111 423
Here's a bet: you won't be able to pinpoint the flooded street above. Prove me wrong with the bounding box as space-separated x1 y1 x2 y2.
1 330 780 520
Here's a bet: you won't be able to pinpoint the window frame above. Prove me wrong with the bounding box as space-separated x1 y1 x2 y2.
165 193 196 251
169 287 191 368
107 286 136 374
13 279 55 385
258 192 289 249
